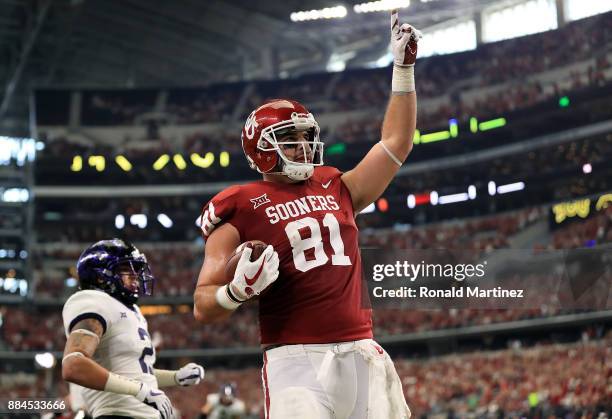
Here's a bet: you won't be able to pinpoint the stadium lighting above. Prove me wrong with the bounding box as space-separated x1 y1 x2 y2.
360 202 376 214
88 155 105 172
326 143 346 155
0 275 27 296
407 194 416 209
115 215 125 229
219 151 230 167
449 119 459 138
470 117 478 133
130 214 148 229
290 6 347 22
70 156 83 171
354 0 410 14
488 181 496 196
377 198 389 212
34 352 56 369
497 181 525 194
1 188 29 203
438 192 469 205
582 163 592 174
173 154 187 170
468 185 477 200
421 130 451 143
374 52 394 68
157 213 173 228
153 154 170 171
430 190 439 205
0 136 39 166
115 155 133 171
191 152 215 168
479 117 507 131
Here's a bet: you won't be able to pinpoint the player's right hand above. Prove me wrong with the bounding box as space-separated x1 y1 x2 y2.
390 9 422 66
135 383 177 419
230 244 279 301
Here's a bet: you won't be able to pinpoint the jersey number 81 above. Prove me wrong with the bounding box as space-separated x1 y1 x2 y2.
284 213 351 272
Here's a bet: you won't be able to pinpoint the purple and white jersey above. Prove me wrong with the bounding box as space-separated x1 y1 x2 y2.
62 290 160 418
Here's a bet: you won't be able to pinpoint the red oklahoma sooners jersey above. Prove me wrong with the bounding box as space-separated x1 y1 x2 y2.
200 166 373 345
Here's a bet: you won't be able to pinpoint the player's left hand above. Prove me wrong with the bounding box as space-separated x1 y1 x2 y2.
390 9 422 66
175 362 205 386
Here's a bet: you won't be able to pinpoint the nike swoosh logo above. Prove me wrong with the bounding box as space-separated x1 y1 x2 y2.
322 179 332 189
244 256 268 286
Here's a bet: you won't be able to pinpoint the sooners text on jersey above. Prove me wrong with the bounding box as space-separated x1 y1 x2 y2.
200 166 373 344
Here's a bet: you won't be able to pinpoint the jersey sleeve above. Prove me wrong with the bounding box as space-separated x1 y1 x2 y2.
199 185 244 241
62 291 114 337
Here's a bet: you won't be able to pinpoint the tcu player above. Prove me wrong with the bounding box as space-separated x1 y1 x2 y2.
61 239 205 419
194 11 420 419
199 383 246 419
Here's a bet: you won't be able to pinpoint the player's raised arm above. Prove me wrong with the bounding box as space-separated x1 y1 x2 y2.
341 10 421 213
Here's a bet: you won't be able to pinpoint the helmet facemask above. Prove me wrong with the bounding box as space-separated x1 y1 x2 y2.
258 112 324 181
95 258 154 305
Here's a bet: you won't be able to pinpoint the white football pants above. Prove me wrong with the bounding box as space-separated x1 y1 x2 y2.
261 339 411 419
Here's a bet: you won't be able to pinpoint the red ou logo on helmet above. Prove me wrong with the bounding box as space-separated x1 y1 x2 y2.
244 111 259 140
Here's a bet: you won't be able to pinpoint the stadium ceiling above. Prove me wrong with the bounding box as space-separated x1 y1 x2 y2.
0 0 508 85
0 0 500 131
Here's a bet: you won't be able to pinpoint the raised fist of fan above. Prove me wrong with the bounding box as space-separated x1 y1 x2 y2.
390 9 422 66
225 241 279 302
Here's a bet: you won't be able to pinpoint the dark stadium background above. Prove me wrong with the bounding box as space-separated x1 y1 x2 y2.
0 0 610 418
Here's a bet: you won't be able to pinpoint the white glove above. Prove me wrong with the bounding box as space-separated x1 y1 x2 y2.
135 383 177 419
175 362 205 386
390 9 422 66
230 244 279 301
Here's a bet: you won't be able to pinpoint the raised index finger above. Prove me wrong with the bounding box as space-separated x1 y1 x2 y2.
391 9 399 32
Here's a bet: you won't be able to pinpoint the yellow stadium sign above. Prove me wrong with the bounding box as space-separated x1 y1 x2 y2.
595 194 612 211
70 152 229 172
552 198 591 224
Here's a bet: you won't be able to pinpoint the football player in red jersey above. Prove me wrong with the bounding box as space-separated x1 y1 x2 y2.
194 10 421 419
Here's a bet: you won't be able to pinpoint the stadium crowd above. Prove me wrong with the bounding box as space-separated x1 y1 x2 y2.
1 203 607 353
35 12 612 156
4 338 609 418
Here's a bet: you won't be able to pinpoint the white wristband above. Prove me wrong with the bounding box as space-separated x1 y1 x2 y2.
392 64 415 93
104 372 142 396
154 369 179 387
215 285 242 311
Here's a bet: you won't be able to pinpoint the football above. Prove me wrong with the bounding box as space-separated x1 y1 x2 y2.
224 240 268 280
